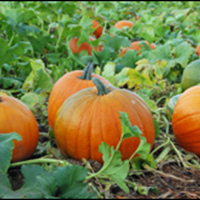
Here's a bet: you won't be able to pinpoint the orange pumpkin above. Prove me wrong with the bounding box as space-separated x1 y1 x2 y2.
195 43 200 56
121 40 156 56
48 63 111 129
69 36 102 55
136 15 140 20
90 20 103 38
114 20 134 30
172 85 200 156
0 96 39 162
54 77 155 163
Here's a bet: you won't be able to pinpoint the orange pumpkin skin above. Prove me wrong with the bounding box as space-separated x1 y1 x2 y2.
91 20 103 38
69 36 102 55
54 78 155 164
172 85 200 156
114 20 134 30
48 65 111 129
196 44 200 56
0 96 39 162
121 41 156 56
136 15 140 20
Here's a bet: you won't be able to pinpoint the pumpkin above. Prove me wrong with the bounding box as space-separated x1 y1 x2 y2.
181 59 200 91
165 94 181 117
48 63 111 129
136 15 140 20
0 95 39 162
196 43 200 57
54 77 155 163
121 40 156 56
172 85 200 156
90 20 103 38
69 36 102 55
114 20 134 30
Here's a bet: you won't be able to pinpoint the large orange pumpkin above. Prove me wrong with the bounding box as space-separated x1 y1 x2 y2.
172 85 200 156
48 63 111 129
69 36 102 55
90 20 103 38
121 40 156 56
0 95 39 162
114 20 134 30
54 77 155 163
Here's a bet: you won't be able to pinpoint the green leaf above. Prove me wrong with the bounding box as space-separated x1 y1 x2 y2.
36 174 58 199
1 77 23 89
22 59 54 92
102 34 131 52
119 112 143 140
139 25 155 43
20 91 49 114
92 48 111 68
79 15 92 29
0 132 22 174
102 62 116 85
173 41 194 68
119 112 151 160
0 172 20 198
115 67 130 87
98 142 130 194
135 137 151 160
34 68 54 92
138 93 157 111
127 68 153 89
54 165 97 199
116 50 139 68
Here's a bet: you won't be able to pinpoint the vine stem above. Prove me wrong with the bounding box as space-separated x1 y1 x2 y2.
10 157 71 168
155 146 172 164
169 139 190 169
151 136 170 155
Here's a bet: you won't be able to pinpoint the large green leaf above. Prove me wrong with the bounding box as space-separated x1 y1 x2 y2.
102 34 131 52
98 142 130 194
0 164 97 199
22 59 54 92
54 165 97 199
0 132 22 174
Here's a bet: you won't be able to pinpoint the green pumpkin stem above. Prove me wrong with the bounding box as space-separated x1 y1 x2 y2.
79 63 94 80
92 77 110 95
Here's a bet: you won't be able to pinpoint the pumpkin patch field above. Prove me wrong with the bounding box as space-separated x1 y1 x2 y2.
1 1 200 199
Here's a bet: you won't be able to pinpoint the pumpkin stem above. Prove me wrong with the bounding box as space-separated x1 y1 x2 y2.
92 77 110 95
79 63 93 80
0 96 1 102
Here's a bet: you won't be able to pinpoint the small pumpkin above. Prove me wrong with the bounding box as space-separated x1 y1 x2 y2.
90 20 103 38
114 20 134 30
196 43 200 57
69 36 102 55
54 77 155 163
165 94 181 117
48 63 111 129
121 40 156 56
0 95 39 162
181 59 200 91
172 85 200 156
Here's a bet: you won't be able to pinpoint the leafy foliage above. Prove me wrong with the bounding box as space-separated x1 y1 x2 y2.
1 1 200 198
